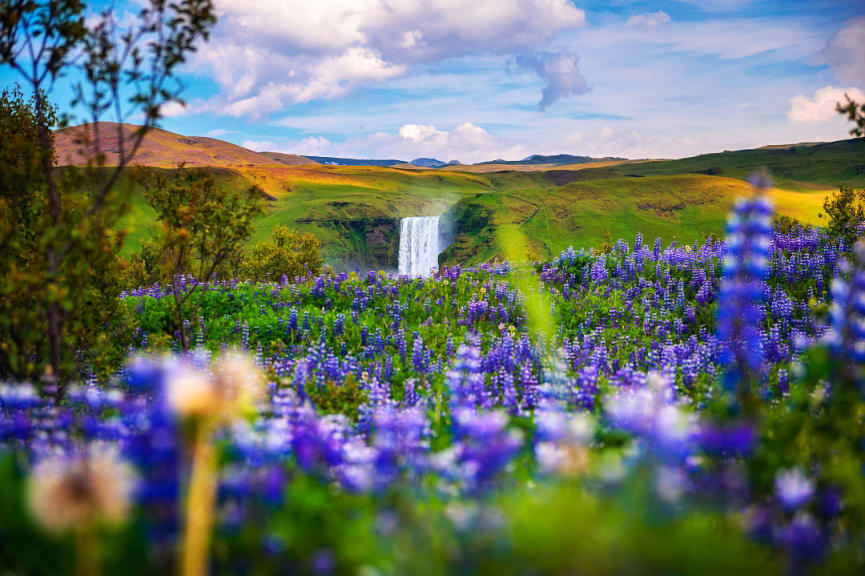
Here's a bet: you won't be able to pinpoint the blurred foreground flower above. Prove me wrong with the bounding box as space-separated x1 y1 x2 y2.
775 468 814 511
717 192 773 399
156 351 265 576
166 352 264 421
826 240 865 371
28 449 137 534
535 402 593 477
605 372 696 463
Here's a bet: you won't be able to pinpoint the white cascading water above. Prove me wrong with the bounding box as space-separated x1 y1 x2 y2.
398 216 440 277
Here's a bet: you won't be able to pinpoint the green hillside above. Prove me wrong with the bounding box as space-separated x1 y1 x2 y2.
94 135 865 270
114 164 831 271
553 138 865 190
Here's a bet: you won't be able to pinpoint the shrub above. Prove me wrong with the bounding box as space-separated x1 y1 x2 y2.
819 185 865 249
119 240 165 290
241 225 323 282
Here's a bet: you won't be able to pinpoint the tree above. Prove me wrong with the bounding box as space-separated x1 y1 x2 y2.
837 94 865 138
0 1 216 390
0 85 133 381
0 85 50 378
819 185 865 249
241 225 323 282
145 168 265 351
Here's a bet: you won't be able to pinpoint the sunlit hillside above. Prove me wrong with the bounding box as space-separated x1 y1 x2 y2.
57 123 844 270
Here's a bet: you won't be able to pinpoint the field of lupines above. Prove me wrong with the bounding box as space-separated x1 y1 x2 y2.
2 192 865 575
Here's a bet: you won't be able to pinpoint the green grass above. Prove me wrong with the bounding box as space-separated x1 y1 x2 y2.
567 138 865 189
111 153 841 268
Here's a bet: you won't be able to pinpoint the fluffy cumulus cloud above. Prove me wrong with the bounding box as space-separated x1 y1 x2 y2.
194 0 587 118
788 85 865 123
825 16 865 85
515 50 590 110
285 122 528 165
626 11 671 28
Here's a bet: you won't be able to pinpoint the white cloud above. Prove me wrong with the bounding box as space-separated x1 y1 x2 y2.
192 0 586 118
788 85 865 124
626 11 671 28
398 124 445 142
241 139 276 151
515 50 590 110
572 17 824 61
205 128 231 137
286 122 529 164
160 100 188 118
825 16 865 85
297 136 333 155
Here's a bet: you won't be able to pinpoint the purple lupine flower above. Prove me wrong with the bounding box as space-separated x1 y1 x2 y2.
451 408 522 492
447 342 487 409
717 194 773 394
605 372 696 463
825 242 865 374
371 405 428 488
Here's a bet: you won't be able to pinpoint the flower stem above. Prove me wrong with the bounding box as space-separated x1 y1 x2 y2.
75 526 99 576
182 418 218 576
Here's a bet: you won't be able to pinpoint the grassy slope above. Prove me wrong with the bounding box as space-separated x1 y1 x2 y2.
566 138 865 190
69 129 859 267
117 165 832 265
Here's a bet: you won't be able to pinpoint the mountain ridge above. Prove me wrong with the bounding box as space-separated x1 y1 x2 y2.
53 123 859 183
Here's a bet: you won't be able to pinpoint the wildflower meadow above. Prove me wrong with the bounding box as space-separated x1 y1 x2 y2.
2 188 865 575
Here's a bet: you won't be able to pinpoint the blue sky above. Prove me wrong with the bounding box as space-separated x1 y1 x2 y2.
2 0 864 162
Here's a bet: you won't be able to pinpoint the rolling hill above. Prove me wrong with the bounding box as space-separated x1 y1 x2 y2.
54 123 859 271
554 138 865 189
55 123 313 168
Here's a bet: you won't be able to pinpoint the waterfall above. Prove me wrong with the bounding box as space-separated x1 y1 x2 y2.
398 216 440 277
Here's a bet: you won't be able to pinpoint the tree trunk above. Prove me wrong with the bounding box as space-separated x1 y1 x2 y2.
33 91 63 398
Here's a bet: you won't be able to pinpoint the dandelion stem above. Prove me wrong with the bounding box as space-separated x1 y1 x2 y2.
182 418 218 576
75 526 99 576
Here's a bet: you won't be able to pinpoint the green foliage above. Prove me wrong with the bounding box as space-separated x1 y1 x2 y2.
306 373 368 420
241 225 323 282
119 239 165 290
227 473 778 576
0 0 217 386
819 185 865 248
0 86 132 382
0 85 50 378
837 94 865 138
144 167 265 349
771 214 804 235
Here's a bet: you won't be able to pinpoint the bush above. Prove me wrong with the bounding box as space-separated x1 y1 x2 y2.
119 240 165 290
772 215 805 235
820 185 865 249
241 225 323 282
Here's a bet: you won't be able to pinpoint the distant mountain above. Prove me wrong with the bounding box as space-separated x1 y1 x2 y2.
54 123 315 167
259 151 320 166
302 156 405 167
476 153 626 166
410 157 448 168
